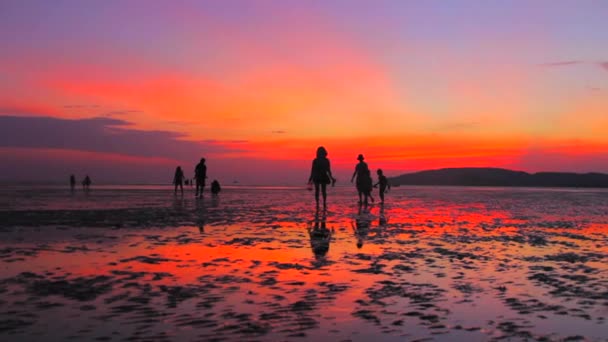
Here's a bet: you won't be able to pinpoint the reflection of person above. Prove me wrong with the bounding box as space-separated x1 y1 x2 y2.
173 166 185 195
211 180 221 195
353 204 371 248
373 169 391 204
378 205 388 227
195 198 206 234
82 175 91 191
69 174 76 192
194 158 207 198
351 154 373 205
308 209 333 259
308 146 336 208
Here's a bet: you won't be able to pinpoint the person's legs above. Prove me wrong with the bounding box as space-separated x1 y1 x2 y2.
321 183 327 207
180 183 183 195
314 182 320 206
379 186 385 203
196 180 204 197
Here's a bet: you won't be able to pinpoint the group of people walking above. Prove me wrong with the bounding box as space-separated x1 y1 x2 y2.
69 174 92 191
173 158 221 197
308 146 390 208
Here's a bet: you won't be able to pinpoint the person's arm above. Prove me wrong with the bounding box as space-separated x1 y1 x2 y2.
326 160 336 185
308 160 315 183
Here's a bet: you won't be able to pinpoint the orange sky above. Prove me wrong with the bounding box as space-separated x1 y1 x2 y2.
1 1 607 184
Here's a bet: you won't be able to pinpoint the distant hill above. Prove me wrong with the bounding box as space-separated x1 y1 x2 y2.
388 167 608 188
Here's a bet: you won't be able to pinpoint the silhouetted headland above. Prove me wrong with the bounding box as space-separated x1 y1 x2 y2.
389 167 608 188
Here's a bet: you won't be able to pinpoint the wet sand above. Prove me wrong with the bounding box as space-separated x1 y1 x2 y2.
1 185 607 341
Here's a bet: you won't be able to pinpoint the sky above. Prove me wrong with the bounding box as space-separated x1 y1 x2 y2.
1 0 607 184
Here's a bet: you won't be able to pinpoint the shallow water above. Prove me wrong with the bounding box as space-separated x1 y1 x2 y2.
1 186 607 341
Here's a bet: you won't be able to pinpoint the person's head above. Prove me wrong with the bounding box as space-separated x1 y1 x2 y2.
316 146 328 159
176 166 182 171
357 154 364 161
356 240 363 249
200 158 206 163
377 169 383 176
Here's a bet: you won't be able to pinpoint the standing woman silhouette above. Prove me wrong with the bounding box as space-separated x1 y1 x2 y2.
308 146 336 209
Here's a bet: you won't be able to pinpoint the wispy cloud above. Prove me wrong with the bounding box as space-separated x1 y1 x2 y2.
272 130 286 134
540 60 608 73
539 61 583 67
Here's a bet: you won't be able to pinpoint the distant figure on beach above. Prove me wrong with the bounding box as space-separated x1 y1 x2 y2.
194 158 207 198
308 210 333 259
211 180 221 195
308 146 336 208
173 166 185 195
184 179 189 186
373 169 391 204
82 175 91 190
351 154 373 205
69 174 76 192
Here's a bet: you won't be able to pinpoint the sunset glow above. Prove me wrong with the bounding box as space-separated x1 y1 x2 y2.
1 1 607 184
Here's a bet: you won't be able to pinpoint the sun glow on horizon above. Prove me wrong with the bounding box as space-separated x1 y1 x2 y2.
1 1 607 183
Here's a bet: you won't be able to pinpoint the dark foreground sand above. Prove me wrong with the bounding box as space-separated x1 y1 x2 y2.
1 186 607 341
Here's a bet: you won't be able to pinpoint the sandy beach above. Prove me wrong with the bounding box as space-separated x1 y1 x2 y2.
1 185 607 341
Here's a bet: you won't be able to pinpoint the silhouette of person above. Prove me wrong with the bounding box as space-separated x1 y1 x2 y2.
211 180 221 195
173 166 185 195
82 175 91 191
353 204 372 249
308 146 336 209
373 169 391 204
308 209 333 261
351 154 373 205
194 158 207 198
69 174 76 192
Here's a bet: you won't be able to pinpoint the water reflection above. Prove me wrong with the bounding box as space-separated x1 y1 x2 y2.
195 199 206 234
353 203 372 249
308 208 333 263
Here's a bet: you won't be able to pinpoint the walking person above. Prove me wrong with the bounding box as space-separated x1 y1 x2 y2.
82 175 91 191
194 158 207 198
350 154 372 205
69 174 76 192
173 166 185 195
308 146 336 209
373 169 391 204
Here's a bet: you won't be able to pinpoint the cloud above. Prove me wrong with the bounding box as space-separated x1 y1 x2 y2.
0 115 249 161
539 61 583 67
540 60 608 73
272 130 286 134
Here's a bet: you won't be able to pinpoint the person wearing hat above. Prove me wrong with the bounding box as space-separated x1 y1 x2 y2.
350 154 373 205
